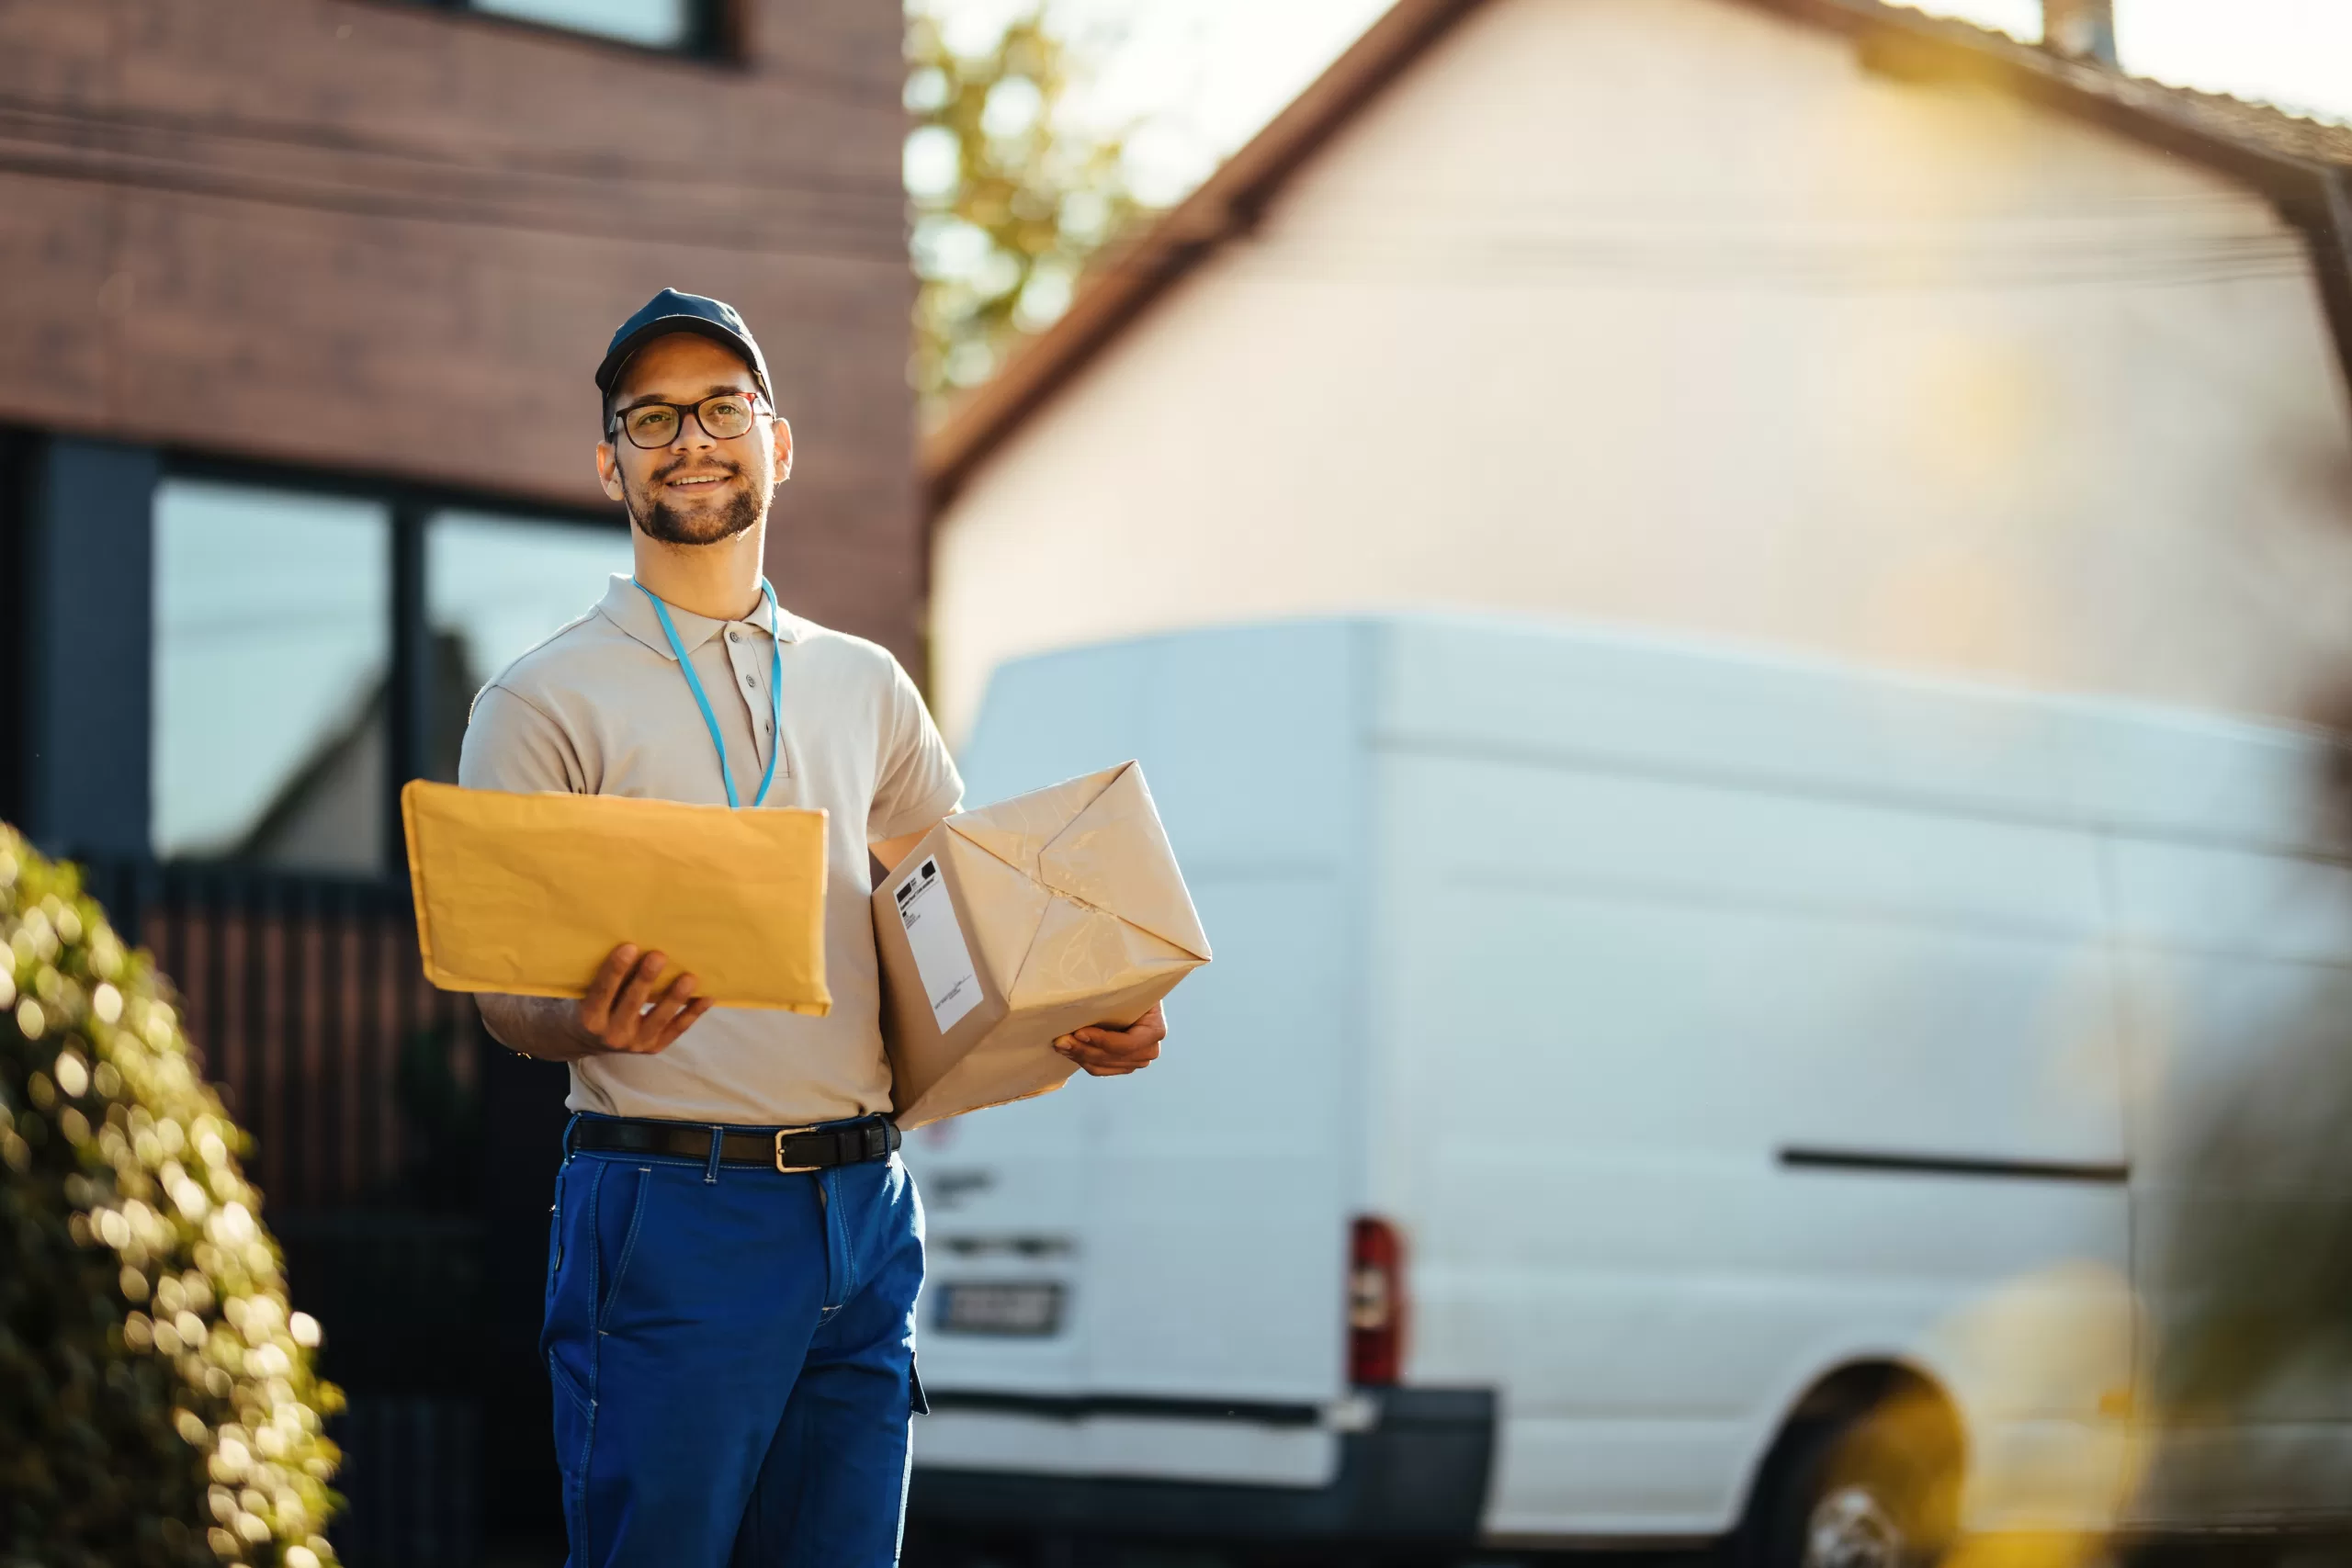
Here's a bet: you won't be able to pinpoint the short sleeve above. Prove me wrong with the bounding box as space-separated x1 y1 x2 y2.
459 684 587 795
869 659 964 841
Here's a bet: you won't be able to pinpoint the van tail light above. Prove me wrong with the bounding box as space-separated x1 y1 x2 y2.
1348 1215 1407 1386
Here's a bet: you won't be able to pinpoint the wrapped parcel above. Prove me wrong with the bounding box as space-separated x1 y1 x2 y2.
873 761 1210 1127
401 780 831 1013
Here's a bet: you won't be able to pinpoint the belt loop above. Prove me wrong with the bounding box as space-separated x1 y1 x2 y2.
560 1111 582 1167
704 1125 723 1185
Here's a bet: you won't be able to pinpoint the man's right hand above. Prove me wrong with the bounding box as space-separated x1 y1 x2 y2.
476 942 714 1063
576 944 713 1054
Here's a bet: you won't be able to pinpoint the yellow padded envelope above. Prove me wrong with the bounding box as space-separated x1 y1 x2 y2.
401 780 831 1013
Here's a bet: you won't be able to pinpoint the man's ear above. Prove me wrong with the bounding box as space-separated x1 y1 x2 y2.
773 417 794 482
595 440 626 502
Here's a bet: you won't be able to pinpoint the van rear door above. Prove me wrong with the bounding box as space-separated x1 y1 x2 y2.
904 625 1367 1488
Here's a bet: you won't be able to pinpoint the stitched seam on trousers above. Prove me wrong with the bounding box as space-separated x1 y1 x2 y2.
577 1159 607 1558
599 1166 655 1332
572 1397 595 1553
841 1168 862 1303
825 1168 855 1310
583 1160 607 1328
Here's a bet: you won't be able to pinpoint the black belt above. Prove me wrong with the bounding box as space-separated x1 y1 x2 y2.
571 1114 900 1174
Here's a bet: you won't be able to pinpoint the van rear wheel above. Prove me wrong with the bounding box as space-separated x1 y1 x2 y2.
1744 1393 1961 1568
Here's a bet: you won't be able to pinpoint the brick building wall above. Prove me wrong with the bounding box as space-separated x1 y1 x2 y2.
0 0 921 660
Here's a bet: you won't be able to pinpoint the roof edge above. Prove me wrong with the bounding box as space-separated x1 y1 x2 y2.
2296 166 2352 413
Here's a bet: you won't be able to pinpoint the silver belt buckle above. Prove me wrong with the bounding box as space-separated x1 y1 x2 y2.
774 1125 820 1174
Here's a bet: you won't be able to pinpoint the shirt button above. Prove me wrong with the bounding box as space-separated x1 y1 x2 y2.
728 629 741 642
744 674 756 689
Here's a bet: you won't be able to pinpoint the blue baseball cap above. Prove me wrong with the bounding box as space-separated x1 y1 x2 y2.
595 288 773 407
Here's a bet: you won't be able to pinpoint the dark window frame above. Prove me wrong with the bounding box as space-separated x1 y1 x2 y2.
157 448 628 880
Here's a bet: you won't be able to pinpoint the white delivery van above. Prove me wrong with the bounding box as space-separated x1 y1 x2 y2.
902 615 2352 1564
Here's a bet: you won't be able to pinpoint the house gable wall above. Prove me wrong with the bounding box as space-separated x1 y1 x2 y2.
932 0 2352 737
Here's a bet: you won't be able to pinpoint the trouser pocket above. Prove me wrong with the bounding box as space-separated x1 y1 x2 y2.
593 1162 655 1330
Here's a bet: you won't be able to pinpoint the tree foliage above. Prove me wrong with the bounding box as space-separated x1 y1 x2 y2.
906 1 1143 414
0 828 344 1568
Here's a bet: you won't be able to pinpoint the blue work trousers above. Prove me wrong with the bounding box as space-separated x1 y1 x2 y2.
542 1115 926 1567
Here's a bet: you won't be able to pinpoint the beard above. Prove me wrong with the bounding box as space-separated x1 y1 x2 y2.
629 456 764 546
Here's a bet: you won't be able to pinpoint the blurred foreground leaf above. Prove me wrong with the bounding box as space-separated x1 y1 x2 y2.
0 826 344 1568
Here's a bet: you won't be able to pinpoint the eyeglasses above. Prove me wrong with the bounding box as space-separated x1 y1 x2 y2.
607 391 765 450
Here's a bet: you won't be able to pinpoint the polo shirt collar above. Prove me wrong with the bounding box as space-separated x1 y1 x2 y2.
594 573 802 661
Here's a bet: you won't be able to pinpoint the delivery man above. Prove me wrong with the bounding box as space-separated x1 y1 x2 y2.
459 288 1166 1567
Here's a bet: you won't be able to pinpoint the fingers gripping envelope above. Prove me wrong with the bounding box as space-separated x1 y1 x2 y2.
401 780 831 1012
874 761 1211 1128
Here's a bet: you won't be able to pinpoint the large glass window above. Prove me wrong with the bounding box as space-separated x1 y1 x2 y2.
425 512 634 782
152 480 392 874
466 0 696 50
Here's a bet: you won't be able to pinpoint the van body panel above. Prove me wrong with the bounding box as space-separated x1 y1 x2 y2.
1368 617 2324 845
1375 715 2131 1531
1062 869 1353 1402
907 615 2350 1547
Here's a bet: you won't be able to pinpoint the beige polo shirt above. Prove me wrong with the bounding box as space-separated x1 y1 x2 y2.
457 574 963 1126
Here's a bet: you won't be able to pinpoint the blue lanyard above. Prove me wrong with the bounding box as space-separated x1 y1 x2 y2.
632 577 784 808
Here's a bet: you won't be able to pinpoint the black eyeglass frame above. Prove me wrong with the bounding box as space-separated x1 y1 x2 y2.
605 390 770 450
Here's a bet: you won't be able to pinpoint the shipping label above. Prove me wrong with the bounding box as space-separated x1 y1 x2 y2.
893 855 983 1032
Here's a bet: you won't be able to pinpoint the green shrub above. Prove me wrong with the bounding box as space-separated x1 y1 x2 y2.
0 827 344 1567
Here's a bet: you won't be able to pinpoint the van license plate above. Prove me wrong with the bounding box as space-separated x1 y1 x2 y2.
936 1281 1065 1336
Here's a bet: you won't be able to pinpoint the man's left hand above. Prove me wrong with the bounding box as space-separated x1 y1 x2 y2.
1054 1002 1167 1077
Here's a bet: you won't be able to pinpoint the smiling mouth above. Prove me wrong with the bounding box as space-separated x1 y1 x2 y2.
664 471 734 490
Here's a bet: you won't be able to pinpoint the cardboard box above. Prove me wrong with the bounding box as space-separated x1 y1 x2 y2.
873 761 1211 1127
401 780 831 1013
